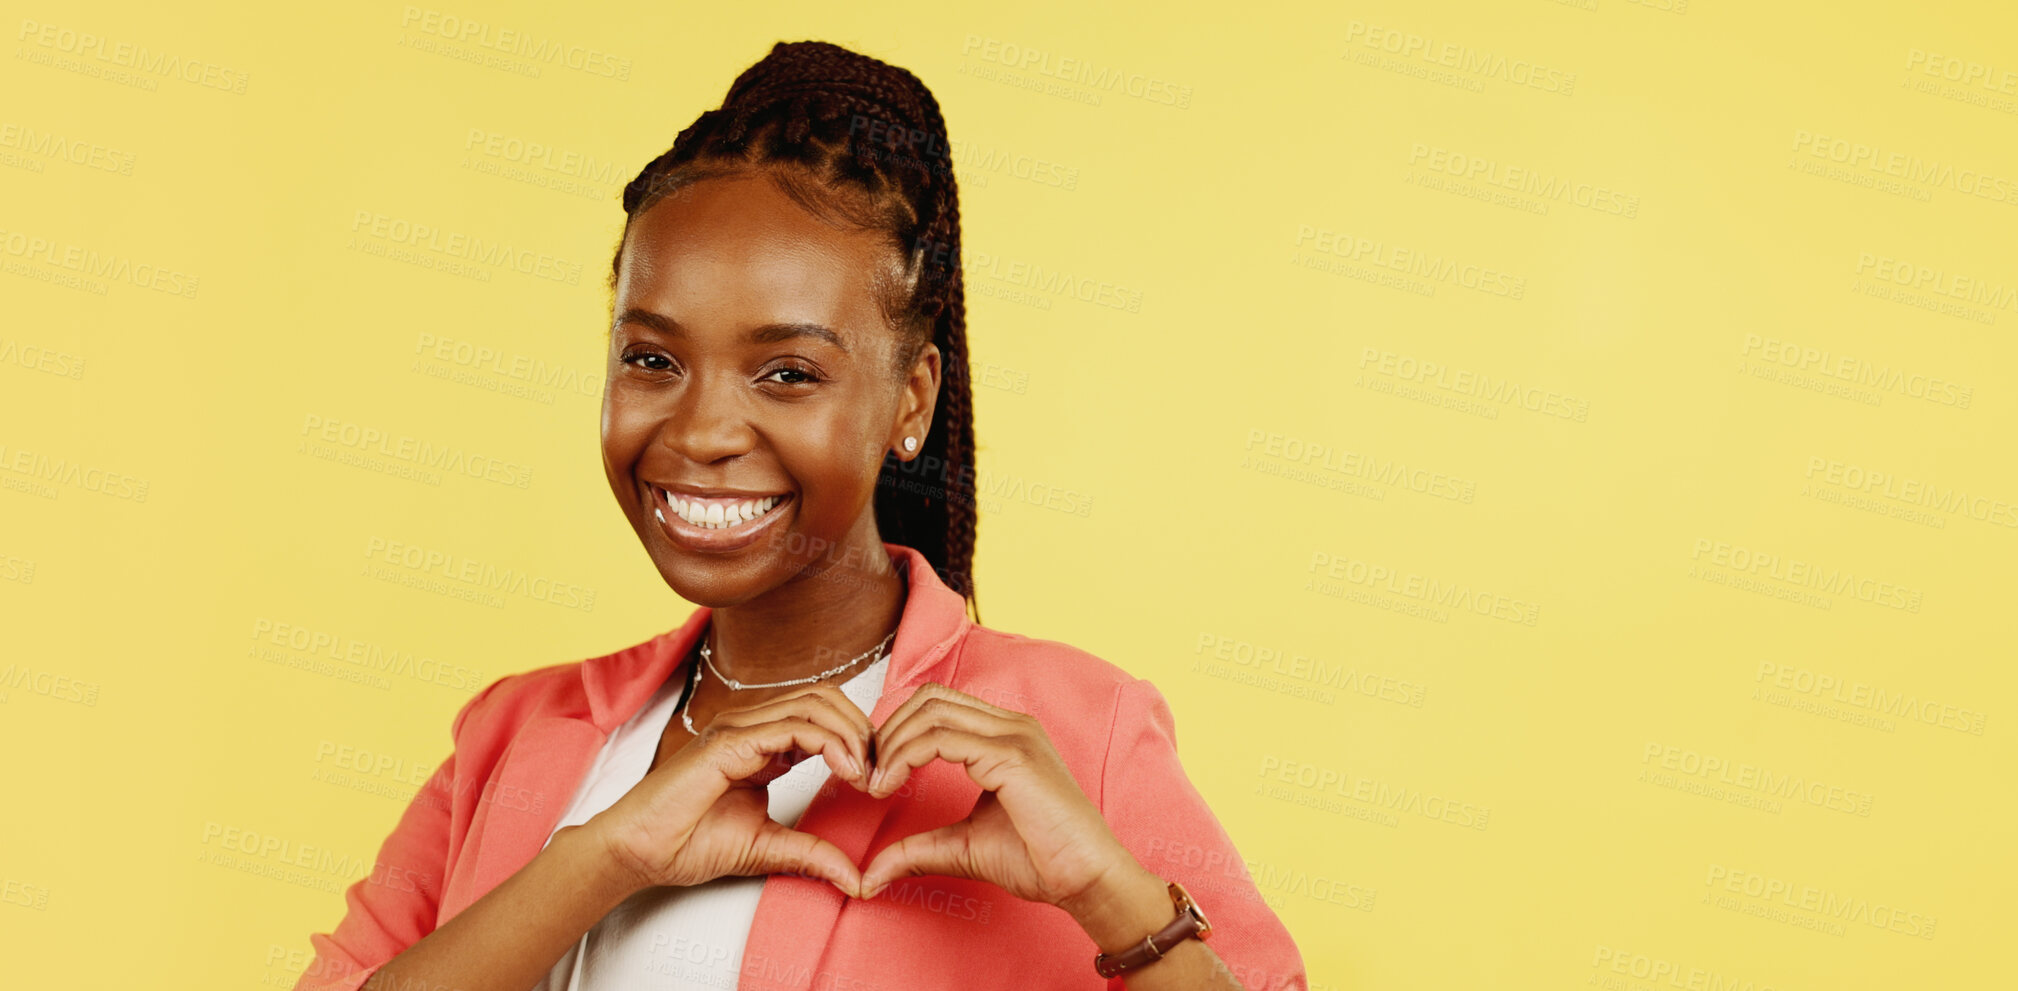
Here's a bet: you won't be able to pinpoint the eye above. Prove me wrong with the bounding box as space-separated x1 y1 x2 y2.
620 348 675 372
762 363 824 386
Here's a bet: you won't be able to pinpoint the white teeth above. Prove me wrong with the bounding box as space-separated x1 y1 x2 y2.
659 490 783 529
655 507 665 523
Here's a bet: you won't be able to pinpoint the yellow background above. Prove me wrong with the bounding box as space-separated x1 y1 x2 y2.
3 1 2012 988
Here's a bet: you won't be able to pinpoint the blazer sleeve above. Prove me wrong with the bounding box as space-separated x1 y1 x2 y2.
1097 678 1309 991
291 678 503 991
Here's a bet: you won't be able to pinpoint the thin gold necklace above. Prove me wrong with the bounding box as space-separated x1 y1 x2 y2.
676 626 895 734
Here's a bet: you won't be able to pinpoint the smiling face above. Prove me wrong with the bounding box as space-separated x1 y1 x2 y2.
602 171 941 607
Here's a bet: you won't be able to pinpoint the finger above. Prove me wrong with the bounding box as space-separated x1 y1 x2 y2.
872 682 954 756
716 683 876 745
711 685 875 775
868 725 1023 800
787 685 877 768
874 684 1021 773
876 682 1010 744
872 700 1025 795
711 688 873 780
705 717 866 787
859 820 975 899
743 820 865 898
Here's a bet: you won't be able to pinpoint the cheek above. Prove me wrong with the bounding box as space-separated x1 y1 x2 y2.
600 393 650 494
776 410 886 506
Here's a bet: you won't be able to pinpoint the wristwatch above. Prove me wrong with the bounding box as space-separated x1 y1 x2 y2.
1092 880 1213 978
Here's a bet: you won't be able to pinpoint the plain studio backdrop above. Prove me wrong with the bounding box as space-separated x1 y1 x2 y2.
2 1 2012 987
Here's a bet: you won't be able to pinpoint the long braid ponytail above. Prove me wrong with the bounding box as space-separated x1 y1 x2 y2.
612 40 980 622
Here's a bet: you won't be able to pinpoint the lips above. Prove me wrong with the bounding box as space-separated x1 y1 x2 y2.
648 484 794 552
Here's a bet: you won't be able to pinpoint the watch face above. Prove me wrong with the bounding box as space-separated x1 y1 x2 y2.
1171 881 1212 937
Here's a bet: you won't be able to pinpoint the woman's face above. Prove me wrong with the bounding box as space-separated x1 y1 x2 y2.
602 173 940 606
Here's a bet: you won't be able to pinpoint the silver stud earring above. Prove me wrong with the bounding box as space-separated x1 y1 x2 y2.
902 437 918 453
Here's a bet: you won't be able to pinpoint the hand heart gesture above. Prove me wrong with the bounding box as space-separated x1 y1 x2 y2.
583 683 875 896
857 683 1137 910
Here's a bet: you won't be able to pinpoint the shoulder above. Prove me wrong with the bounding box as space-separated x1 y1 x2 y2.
941 624 1177 775
948 623 1146 718
446 633 664 745
451 661 576 731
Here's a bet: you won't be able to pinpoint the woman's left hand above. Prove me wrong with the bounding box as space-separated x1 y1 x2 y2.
857 682 1140 914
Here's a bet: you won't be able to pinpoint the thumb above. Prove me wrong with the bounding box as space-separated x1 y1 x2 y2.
859 820 976 899
745 821 864 898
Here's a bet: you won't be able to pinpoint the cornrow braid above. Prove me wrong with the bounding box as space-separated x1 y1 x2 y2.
613 40 980 623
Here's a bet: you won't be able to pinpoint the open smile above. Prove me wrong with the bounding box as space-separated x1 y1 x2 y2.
648 484 794 552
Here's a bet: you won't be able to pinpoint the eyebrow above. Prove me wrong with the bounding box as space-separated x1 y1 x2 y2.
614 308 849 353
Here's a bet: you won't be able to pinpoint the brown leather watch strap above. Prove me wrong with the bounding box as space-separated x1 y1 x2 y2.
1093 881 1213 979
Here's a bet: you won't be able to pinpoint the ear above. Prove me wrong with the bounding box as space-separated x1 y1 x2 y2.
890 342 941 461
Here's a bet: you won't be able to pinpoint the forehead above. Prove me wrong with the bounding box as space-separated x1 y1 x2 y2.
616 173 899 334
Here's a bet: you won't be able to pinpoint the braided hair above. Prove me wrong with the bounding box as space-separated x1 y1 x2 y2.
612 40 980 623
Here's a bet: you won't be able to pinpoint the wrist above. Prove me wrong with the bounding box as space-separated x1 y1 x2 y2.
1057 854 1174 955
550 821 647 903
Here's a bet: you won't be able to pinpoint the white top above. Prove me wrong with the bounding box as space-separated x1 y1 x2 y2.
530 654 890 991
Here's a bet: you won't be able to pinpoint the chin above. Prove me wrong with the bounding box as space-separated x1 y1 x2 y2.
647 551 779 609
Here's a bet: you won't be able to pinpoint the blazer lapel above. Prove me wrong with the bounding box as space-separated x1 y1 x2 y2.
463 716 607 901
449 606 710 917
738 543 973 990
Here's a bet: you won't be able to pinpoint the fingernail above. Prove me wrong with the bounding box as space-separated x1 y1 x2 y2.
847 754 864 780
868 767 886 794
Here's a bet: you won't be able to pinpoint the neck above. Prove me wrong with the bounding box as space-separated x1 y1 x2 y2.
703 525 908 686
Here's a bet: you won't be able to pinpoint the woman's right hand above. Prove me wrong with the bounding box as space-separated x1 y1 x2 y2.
580 681 875 897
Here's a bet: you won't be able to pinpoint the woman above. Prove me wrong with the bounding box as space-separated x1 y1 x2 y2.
296 40 1307 991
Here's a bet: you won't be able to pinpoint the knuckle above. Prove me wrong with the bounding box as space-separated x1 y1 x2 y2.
997 732 1040 762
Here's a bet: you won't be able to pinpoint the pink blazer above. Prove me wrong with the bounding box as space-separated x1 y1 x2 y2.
295 542 1308 990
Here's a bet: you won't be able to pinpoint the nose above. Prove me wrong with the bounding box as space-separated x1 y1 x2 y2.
656 375 757 465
